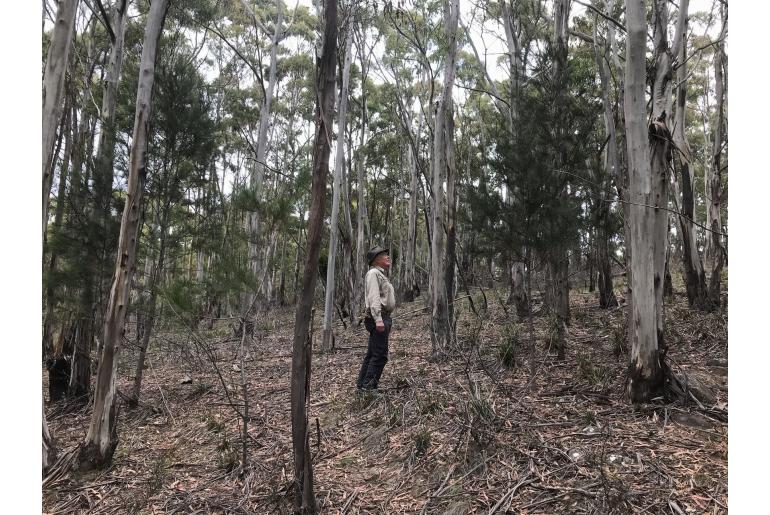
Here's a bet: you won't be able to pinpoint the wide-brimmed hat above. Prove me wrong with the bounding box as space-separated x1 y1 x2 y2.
367 245 389 265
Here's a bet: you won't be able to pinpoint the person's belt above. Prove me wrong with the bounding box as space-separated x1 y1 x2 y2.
365 308 392 319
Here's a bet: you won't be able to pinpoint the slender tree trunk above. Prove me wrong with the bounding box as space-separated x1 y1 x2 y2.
279 233 287 306
354 23 371 320
41 1 78 468
548 0 571 352
341 123 356 324
430 0 460 355
246 1 284 308
322 27 352 351
604 0 633 316
66 92 97 400
404 106 423 303
43 0 79 238
79 0 170 469
511 262 529 317
668 0 709 309
69 286 94 398
444 94 457 332
293 211 303 305
707 5 727 308
592 14 619 309
290 1 337 511
43 101 73 357
131 220 168 405
93 0 129 314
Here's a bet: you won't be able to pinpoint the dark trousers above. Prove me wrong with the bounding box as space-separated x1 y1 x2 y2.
357 314 392 390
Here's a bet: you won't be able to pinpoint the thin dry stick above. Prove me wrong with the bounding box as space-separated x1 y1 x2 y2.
489 473 534 514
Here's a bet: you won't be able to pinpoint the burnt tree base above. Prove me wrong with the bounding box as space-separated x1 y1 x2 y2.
77 439 118 472
47 355 71 402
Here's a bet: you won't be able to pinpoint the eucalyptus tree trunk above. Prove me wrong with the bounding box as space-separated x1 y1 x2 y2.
79 0 170 469
279 234 288 306
93 0 128 222
547 0 571 356
43 101 73 357
130 219 169 406
510 262 529 317
592 14 618 309
43 0 79 238
403 107 424 302
293 211 303 305
247 0 284 308
322 28 352 351
290 0 337 510
340 122 356 323
647 0 686 353
707 5 727 308
670 0 709 310
66 102 97 398
444 94 457 330
624 0 665 403
500 0 521 130
93 0 129 324
430 0 460 355
354 27 371 321
604 0 633 313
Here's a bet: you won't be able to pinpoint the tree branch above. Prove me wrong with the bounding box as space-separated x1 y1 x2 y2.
574 0 626 33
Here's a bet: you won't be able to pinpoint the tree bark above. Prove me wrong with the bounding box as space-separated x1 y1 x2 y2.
43 0 79 238
131 219 168 406
707 4 727 308
430 0 460 355
403 106 423 302
511 262 529 317
340 118 356 323
41 1 78 470
92 0 129 326
548 0 572 347
43 99 73 358
290 0 337 511
79 0 170 469
246 0 284 308
624 0 665 402
354 24 371 323
669 0 710 310
322 27 352 351
592 13 619 309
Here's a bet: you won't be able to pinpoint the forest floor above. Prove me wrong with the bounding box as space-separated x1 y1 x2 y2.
43 285 728 514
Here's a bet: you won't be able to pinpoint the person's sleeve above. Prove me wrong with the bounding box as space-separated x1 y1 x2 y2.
365 271 383 322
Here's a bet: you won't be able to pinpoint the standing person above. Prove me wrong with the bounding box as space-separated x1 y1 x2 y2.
357 245 396 392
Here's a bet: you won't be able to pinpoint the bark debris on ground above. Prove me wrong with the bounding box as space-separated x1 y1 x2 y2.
43 288 727 514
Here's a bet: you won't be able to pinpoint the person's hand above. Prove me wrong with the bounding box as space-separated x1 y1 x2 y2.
376 320 385 332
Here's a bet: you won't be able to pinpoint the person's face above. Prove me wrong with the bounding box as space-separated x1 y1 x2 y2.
375 253 391 270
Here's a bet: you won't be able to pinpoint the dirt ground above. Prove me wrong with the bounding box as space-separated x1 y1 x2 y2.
43 286 727 514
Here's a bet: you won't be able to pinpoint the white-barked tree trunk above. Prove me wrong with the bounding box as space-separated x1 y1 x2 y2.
79 0 170 469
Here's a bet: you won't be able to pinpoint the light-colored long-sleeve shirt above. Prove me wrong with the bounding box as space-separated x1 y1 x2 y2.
365 266 396 323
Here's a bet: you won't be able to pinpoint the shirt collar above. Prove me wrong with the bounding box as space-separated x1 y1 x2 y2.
373 265 385 274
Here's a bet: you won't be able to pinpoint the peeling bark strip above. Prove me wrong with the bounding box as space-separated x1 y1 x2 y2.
291 0 337 511
43 0 79 239
79 0 170 470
